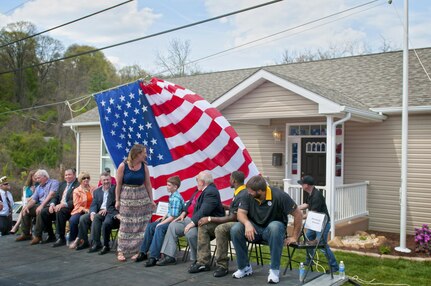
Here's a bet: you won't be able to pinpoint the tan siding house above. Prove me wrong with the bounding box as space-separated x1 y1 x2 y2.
65 48 431 236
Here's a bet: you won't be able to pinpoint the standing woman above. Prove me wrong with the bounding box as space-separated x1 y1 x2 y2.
115 144 155 262
10 170 38 234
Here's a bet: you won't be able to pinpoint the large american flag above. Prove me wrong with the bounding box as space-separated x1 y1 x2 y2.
95 78 259 203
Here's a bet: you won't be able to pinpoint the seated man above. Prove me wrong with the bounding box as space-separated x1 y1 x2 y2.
16 169 59 245
0 176 14 235
49 168 79 247
298 175 339 273
76 171 116 252
189 171 248 276
135 176 184 266
98 185 120 255
230 175 302 284
157 171 225 268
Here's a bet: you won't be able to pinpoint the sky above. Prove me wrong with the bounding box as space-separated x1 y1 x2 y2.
0 0 430 75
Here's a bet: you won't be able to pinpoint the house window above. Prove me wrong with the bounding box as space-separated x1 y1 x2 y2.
291 143 298 174
289 124 326 136
336 143 342 177
101 141 116 177
305 142 326 153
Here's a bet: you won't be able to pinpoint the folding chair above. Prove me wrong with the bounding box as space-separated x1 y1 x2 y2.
284 211 333 282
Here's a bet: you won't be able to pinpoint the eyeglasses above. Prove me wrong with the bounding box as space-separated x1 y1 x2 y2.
82 177 90 180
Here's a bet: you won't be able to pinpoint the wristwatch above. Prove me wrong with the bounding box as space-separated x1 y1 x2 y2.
208 216 211 222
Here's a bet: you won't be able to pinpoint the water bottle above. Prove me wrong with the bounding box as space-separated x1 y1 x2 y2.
339 261 345 279
299 262 305 282
66 232 70 246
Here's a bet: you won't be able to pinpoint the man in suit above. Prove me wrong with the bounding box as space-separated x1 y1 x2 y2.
76 171 117 252
50 168 79 247
157 171 225 268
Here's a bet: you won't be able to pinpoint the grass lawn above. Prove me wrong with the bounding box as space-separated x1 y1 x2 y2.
256 246 431 285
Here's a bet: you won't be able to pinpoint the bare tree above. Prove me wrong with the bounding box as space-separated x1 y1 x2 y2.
155 38 200 77
118 64 150 83
277 39 397 64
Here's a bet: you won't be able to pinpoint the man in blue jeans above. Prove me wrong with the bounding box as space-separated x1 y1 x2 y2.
135 176 184 266
298 175 339 273
230 175 303 284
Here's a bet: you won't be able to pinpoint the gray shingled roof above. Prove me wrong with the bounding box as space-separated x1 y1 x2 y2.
66 48 431 125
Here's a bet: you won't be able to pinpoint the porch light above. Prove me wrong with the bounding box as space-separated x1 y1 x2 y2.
272 129 282 142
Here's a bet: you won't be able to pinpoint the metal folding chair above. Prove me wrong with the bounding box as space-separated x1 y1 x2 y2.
284 211 333 282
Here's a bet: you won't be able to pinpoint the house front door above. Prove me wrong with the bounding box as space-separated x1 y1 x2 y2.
301 137 326 186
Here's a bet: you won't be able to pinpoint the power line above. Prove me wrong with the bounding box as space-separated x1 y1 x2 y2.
0 0 134 49
2 0 32 15
182 0 382 69
0 0 283 75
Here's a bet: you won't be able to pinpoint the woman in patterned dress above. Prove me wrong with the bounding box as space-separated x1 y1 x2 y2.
115 144 155 262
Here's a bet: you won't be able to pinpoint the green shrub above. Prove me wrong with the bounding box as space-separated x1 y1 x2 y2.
5 131 62 169
379 244 391 255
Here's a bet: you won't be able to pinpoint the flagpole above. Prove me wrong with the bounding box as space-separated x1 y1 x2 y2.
395 0 410 253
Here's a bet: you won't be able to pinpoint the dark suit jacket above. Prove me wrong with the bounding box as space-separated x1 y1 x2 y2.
90 185 116 214
190 183 224 225
50 179 79 209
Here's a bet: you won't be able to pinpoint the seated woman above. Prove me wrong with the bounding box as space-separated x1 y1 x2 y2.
135 176 184 267
68 171 95 249
10 170 37 234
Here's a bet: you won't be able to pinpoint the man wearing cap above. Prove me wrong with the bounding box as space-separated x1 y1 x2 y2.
97 168 117 187
230 175 303 284
0 176 14 235
298 175 339 273
16 169 59 245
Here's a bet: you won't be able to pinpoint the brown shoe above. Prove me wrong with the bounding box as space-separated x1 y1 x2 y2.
30 236 42 245
15 234 32 242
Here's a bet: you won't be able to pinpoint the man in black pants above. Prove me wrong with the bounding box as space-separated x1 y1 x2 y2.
49 168 79 247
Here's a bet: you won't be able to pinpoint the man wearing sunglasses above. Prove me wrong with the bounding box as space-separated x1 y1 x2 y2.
0 176 14 235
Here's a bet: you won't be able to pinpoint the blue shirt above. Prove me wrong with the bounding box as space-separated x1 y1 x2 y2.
32 179 60 203
167 191 184 218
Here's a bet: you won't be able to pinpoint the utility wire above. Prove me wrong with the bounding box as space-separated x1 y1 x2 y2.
0 0 283 75
2 0 32 15
0 0 134 49
168 0 381 75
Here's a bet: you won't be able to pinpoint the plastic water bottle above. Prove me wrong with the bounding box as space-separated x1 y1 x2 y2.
299 262 305 282
66 233 70 246
339 261 345 279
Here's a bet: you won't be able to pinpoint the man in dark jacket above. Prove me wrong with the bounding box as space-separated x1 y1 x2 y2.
76 172 118 252
50 168 79 247
157 171 224 267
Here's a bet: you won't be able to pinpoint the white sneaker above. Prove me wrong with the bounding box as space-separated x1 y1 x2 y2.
267 269 280 284
232 265 253 279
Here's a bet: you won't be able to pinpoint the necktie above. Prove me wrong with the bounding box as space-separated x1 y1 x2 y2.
6 192 12 215
61 184 70 204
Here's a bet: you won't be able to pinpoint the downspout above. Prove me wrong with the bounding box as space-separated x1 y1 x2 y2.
330 112 351 240
69 126 80 173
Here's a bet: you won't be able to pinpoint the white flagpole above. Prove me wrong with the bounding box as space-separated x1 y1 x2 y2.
395 0 411 253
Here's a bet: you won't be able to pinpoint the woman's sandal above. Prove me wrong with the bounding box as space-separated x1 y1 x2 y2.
117 252 126 262
130 253 139 261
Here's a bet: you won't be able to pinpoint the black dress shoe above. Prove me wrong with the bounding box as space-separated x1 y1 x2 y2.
145 257 157 267
99 246 110 255
52 238 66 247
76 241 90 250
156 255 176 266
88 244 102 253
42 236 56 244
135 252 147 262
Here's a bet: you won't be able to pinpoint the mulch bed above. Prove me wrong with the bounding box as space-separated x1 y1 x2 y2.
334 231 430 259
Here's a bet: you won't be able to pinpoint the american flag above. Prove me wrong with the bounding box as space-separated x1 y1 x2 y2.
95 78 259 203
